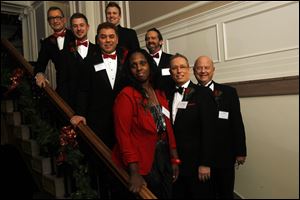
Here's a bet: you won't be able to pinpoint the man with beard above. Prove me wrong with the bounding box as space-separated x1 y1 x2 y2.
145 28 174 98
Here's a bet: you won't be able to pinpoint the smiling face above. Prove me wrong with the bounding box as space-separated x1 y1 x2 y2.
48 9 66 32
129 52 151 84
145 30 163 54
71 17 89 41
170 56 190 86
106 6 121 25
98 28 118 54
193 56 215 86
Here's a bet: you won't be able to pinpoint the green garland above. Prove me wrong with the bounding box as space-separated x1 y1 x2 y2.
12 75 97 199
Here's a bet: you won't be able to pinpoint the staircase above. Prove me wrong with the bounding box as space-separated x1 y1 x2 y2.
1 99 66 198
1 38 157 199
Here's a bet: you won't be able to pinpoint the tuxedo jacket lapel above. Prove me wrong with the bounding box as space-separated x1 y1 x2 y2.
114 50 124 90
174 82 197 123
95 53 112 89
63 29 75 49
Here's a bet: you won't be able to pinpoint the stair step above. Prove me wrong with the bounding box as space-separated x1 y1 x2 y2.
13 125 30 140
1 100 14 113
21 139 40 156
42 174 65 198
31 156 51 175
5 112 21 126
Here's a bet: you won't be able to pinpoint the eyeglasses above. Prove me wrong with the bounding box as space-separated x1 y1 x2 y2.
170 65 190 71
48 16 64 21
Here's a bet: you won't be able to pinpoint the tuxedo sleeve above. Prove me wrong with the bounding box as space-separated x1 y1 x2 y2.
230 88 247 156
198 89 218 166
129 29 140 51
34 39 50 75
75 62 91 115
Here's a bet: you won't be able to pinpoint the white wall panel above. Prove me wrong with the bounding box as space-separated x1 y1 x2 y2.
223 2 299 61
167 24 220 65
138 1 299 83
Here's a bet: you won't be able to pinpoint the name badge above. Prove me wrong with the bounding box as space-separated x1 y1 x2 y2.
94 62 106 72
218 111 229 119
161 68 170 76
162 106 170 119
178 101 188 109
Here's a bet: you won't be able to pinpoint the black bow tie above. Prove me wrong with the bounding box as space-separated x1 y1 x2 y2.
175 86 184 95
199 81 213 88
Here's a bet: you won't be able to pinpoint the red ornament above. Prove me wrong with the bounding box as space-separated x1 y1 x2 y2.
3 68 24 97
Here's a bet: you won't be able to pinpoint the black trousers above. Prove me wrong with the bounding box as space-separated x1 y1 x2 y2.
210 167 235 199
172 174 214 199
143 140 173 199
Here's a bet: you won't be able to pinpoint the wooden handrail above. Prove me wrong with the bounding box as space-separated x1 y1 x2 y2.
1 38 157 199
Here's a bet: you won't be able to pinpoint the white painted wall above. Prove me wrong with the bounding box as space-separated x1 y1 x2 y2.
236 95 299 199
137 1 299 198
138 1 299 83
2 1 299 198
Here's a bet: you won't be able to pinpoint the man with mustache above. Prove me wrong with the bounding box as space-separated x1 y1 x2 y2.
145 28 174 99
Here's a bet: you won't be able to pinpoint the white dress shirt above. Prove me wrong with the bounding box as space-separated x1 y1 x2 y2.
103 51 117 89
76 40 89 59
172 80 190 124
151 49 162 66
57 36 65 50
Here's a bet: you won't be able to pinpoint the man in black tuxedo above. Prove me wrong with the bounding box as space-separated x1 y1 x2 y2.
193 56 247 199
104 2 140 52
70 22 128 199
145 28 174 98
59 12 98 110
70 22 127 149
34 6 74 94
169 54 217 199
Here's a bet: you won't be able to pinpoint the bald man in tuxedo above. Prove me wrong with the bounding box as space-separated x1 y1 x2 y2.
193 56 247 199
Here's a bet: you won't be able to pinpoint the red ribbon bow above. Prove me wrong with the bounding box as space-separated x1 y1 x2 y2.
76 40 88 47
103 53 117 60
151 53 159 58
53 30 66 38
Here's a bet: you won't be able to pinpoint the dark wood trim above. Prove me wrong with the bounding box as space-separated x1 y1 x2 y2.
225 76 299 97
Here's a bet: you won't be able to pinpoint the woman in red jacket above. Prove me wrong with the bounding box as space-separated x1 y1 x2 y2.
112 49 179 198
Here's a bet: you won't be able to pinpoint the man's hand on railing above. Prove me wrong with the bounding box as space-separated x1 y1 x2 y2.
70 115 87 127
35 72 49 88
198 165 211 182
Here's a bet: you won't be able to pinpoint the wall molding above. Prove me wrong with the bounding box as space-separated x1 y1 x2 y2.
222 1 299 61
226 76 299 97
138 1 298 83
165 23 221 64
133 1 210 31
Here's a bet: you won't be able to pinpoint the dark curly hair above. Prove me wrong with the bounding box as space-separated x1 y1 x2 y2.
123 49 160 99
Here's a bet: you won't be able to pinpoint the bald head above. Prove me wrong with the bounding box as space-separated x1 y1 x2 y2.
193 56 215 86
